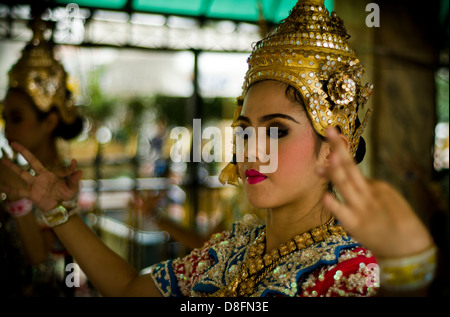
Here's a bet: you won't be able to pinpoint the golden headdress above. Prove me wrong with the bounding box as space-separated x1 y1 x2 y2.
219 0 373 186
7 17 77 124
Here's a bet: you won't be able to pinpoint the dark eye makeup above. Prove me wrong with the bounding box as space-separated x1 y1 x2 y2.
235 121 289 140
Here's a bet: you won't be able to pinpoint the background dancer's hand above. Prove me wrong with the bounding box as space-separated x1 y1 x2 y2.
1 142 82 212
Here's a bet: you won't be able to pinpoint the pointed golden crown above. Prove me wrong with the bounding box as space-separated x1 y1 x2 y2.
219 0 374 185
8 17 77 124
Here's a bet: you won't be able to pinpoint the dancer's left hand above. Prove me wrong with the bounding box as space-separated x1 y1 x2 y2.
319 127 434 258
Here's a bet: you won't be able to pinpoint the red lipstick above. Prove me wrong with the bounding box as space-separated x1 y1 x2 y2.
245 169 267 185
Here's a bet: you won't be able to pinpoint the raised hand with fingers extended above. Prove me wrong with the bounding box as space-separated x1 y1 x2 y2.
1 142 82 212
319 127 434 259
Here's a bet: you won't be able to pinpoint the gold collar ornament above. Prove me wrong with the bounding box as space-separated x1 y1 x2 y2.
219 0 374 185
7 17 77 124
211 217 347 297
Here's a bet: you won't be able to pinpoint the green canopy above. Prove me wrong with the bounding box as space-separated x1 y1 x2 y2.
53 0 334 24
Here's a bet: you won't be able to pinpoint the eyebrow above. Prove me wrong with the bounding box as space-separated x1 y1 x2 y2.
237 113 299 124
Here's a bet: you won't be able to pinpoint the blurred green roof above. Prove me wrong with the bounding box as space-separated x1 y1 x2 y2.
53 0 334 24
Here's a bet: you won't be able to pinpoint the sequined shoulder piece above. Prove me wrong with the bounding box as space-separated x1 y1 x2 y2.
255 240 378 297
300 246 378 297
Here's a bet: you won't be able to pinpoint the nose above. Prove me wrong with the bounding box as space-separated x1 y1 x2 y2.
243 127 272 163
244 131 257 162
234 126 256 164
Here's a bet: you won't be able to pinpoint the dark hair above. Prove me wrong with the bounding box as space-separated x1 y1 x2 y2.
50 111 84 140
7 87 84 141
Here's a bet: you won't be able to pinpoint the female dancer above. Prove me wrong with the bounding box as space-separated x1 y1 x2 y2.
1 0 435 297
0 17 83 296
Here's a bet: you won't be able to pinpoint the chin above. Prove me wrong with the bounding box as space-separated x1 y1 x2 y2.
246 192 278 210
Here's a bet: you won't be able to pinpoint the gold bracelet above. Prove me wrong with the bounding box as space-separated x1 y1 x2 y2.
43 201 79 228
378 245 437 292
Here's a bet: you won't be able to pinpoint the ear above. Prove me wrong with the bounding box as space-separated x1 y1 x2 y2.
321 133 350 165
43 111 59 134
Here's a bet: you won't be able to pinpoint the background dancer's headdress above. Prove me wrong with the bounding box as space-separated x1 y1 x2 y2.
219 0 373 186
7 17 77 124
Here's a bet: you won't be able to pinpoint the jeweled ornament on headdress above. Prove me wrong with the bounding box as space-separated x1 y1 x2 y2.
219 0 374 185
7 17 77 124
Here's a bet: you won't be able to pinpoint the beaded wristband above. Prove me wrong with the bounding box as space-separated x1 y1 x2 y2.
6 198 33 218
378 245 437 292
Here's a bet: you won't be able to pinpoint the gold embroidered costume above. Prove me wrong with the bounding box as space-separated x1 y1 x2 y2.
150 220 378 297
